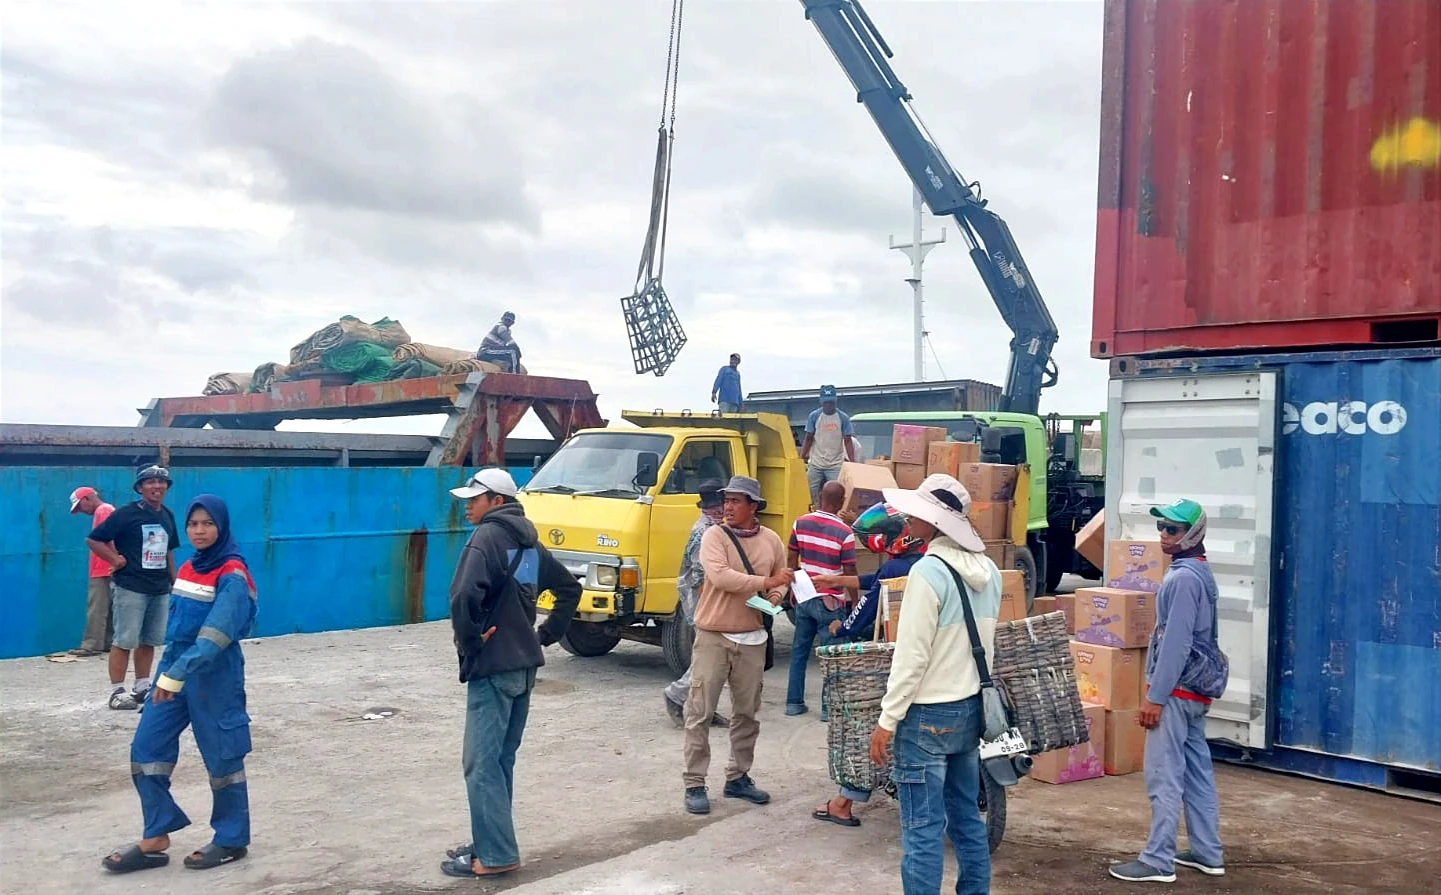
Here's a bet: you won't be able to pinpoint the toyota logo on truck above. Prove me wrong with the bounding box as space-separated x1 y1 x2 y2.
1282 401 1407 436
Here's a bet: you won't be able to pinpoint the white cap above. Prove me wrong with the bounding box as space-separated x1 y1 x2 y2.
450 468 519 500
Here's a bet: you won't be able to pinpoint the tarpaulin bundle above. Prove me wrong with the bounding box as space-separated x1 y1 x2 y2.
249 362 289 392
202 372 253 396
385 357 443 381
320 342 395 383
289 316 411 366
391 342 473 367
440 358 527 376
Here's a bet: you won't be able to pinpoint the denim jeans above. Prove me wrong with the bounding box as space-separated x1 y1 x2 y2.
893 696 989 895
463 668 536 867
786 598 846 710
1140 696 1224 872
806 464 842 506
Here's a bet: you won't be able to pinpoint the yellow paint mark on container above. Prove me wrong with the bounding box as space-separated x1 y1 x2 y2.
1370 117 1441 173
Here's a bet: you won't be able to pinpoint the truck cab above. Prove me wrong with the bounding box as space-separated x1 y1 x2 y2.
520 410 808 675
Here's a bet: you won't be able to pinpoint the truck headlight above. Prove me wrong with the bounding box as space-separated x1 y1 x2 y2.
593 565 618 588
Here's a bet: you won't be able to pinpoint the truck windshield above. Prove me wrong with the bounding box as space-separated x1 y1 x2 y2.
524 432 673 497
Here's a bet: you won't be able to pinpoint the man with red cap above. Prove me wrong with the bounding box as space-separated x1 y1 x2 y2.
69 486 116 658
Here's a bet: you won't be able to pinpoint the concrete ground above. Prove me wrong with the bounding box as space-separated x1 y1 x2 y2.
2 620 1439 895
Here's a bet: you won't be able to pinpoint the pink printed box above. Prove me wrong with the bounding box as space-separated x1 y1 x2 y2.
1073 587 1156 649
1106 540 1171 593
1031 703 1106 784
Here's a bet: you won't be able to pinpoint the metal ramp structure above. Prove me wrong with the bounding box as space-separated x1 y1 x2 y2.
137 373 605 467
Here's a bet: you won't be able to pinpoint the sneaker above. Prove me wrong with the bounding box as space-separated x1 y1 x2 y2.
107 686 137 711
664 694 684 727
1174 851 1225 877
1108 860 1176 883
785 703 808 716
723 774 771 805
684 786 710 815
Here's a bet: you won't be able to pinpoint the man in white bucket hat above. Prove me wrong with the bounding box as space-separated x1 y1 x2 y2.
867 473 1002 895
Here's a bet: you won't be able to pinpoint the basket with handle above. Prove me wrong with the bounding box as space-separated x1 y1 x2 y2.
816 640 895 793
991 611 1090 753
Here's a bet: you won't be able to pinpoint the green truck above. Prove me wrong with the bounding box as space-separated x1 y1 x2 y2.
850 410 1106 596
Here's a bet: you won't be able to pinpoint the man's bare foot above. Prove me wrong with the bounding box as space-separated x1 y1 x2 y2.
825 796 853 820
472 858 522 876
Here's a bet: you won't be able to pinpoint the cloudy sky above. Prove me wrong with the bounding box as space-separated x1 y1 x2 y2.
1 0 1107 438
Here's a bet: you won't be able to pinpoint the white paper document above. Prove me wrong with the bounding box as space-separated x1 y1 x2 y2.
791 570 820 604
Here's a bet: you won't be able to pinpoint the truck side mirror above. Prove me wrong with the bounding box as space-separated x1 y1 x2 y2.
635 452 660 489
532 455 545 470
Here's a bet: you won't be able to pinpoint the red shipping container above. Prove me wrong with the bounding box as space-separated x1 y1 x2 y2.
1093 0 1441 359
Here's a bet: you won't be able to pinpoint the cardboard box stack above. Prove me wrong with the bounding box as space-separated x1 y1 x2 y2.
998 570 1026 623
879 577 909 642
1031 595 1058 616
1054 536 1168 776
1075 510 1105 569
984 541 1015 570
961 462 1018 541
925 440 980 478
892 425 947 490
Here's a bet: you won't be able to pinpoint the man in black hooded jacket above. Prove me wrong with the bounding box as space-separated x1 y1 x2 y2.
441 468 581 879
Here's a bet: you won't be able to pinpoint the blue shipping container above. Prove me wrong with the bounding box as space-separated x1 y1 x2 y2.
0 465 534 660
1116 347 1441 790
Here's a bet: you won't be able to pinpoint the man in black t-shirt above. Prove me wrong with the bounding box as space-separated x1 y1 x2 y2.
87 466 179 710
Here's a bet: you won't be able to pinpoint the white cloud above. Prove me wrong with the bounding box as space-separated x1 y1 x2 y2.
1 0 1112 438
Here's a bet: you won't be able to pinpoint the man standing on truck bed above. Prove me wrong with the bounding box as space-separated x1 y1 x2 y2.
1110 498 1227 884
440 468 582 879
711 353 743 413
801 385 855 507
683 475 792 816
86 466 179 711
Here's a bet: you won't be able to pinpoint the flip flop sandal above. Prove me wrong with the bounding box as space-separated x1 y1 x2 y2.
102 844 170 873
183 843 247 869
446 842 472 859
812 807 861 827
440 856 520 879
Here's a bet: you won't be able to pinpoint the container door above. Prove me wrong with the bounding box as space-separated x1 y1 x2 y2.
1105 372 1278 749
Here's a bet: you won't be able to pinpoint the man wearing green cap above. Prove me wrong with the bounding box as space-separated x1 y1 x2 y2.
1110 498 1227 884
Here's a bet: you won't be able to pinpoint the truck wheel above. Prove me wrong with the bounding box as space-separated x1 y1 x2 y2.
1013 546 1039 613
559 621 622 658
661 609 694 678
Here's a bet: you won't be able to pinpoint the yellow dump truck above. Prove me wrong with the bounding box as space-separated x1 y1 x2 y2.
520 410 809 675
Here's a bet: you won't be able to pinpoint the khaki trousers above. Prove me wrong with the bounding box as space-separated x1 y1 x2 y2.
82 576 113 652
683 628 765 788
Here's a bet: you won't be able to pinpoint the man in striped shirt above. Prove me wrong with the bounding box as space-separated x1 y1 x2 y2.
785 481 857 718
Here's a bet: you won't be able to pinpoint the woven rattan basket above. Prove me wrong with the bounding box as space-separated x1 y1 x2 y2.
817 641 895 793
992 611 1090 753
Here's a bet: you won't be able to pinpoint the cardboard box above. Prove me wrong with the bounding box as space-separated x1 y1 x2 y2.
1032 595 1058 617
865 459 895 475
1106 540 1171 593
1104 708 1148 775
1031 703 1106 784
1055 593 1077 633
1069 641 1145 710
968 500 1012 541
998 570 1026 622
880 579 907 641
892 425 948 465
925 440 980 477
893 462 927 490
1074 587 1156 649
1075 511 1106 569
983 540 1015 570
959 463 1019 502
838 461 896 516
854 550 882 578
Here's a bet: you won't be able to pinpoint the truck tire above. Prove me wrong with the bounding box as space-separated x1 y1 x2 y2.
1013 546 1039 613
559 621 622 658
661 609 694 678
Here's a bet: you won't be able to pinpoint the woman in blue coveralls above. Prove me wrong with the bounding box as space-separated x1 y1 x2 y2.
103 494 257 874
